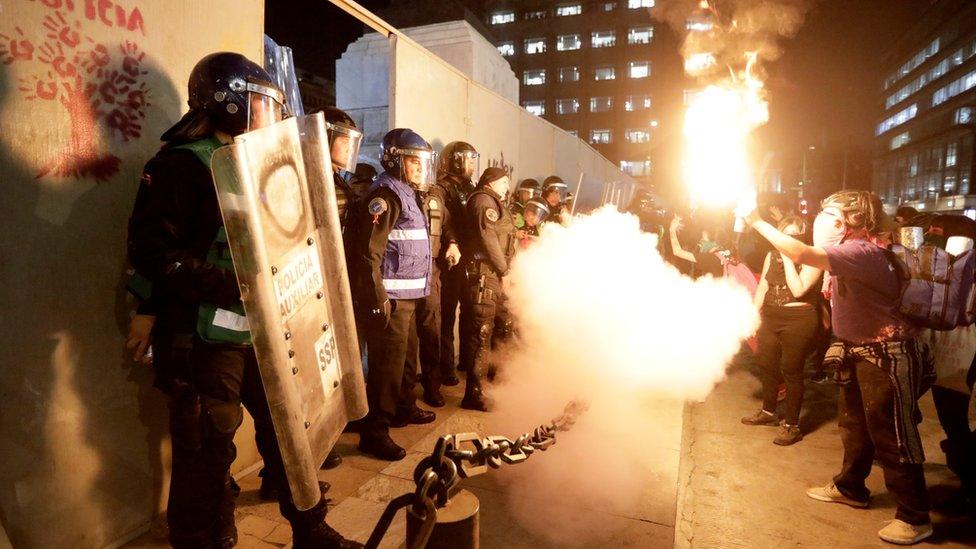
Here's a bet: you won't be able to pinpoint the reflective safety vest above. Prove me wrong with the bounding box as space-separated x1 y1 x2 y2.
373 173 431 299
174 137 253 346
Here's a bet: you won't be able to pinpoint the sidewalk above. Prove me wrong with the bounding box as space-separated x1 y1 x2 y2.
674 362 976 548
127 380 682 548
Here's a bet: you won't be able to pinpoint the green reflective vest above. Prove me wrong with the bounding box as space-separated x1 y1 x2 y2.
175 137 252 346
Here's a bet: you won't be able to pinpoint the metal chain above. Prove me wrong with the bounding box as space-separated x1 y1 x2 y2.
366 400 587 549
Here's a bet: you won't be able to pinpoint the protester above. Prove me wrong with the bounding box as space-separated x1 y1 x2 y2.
744 190 935 545
742 216 823 446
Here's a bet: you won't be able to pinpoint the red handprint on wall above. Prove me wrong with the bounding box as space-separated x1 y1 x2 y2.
2 10 151 182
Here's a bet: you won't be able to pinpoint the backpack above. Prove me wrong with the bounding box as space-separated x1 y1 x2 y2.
887 244 976 330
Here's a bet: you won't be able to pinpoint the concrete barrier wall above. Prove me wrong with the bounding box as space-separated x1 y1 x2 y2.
0 1 264 547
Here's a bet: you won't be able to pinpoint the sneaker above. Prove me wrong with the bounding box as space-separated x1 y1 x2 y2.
741 409 779 426
773 424 802 446
805 482 869 508
877 520 933 545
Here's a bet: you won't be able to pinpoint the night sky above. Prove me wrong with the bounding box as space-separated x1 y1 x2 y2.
267 0 932 196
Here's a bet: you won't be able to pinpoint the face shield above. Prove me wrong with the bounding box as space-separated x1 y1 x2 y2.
524 201 550 226
245 81 287 132
400 150 437 192
456 150 480 180
327 123 363 172
546 183 569 202
516 186 539 204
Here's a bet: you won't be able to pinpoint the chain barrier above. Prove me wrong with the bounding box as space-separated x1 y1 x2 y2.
364 400 587 549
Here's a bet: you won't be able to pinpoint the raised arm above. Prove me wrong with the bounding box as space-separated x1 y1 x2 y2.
669 216 697 264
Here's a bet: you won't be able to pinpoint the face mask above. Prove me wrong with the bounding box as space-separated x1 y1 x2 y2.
813 209 845 248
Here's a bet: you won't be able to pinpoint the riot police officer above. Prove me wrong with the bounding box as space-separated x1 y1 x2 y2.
127 52 358 549
351 128 437 461
520 197 551 245
543 175 570 225
511 178 541 229
436 141 479 383
410 150 463 408
319 106 365 230
458 167 517 411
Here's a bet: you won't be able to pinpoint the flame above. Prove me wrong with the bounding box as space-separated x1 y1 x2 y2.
682 52 768 209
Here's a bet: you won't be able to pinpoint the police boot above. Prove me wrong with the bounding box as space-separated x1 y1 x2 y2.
358 418 406 461
294 522 363 549
461 384 490 412
320 450 343 470
423 387 445 408
215 475 238 548
392 406 436 427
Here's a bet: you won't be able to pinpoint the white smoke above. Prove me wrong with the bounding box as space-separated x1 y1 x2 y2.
487 207 758 542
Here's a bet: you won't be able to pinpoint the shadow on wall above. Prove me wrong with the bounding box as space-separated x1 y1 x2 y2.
0 53 180 547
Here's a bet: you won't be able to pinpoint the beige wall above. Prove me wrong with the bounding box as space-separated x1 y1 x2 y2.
0 1 264 547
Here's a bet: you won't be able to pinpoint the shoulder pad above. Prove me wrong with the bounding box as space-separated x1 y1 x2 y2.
427 197 439 210
485 208 499 222
368 197 388 216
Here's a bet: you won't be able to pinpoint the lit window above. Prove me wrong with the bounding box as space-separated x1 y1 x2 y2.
629 60 650 78
557 34 582 51
524 38 547 55
620 159 652 176
890 132 910 150
628 27 653 45
525 10 546 20
932 69 976 106
556 98 580 114
497 42 515 57
559 66 580 82
523 69 546 86
626 129 650 143
955 107 973 124
944 174 957 194
684 53 715 73
590 129 612 144
593 66 616 81
490 11 515 25
590 96 612 112
876 103 917 135
947 142 958 167
885 38 940 89
603 2 617 11
686 19 712 32
556 3 582 16
628 0 655 8
523 100 545 116
592 30 616 48
624 94 652 111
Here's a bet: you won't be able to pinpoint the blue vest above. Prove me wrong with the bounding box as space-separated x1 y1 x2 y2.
373 173 431 299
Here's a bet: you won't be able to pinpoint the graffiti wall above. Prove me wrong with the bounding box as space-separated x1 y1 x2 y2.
0 1 264 547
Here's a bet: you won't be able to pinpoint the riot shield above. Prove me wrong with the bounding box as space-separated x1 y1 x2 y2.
210 114 367 511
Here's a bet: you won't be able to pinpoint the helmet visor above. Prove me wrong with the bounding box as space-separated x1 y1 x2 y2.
516 187 539 204
524 201 550 226
328 123 363 172
245 81 287 131
456 150 480 180
547 182 569 202
400 149 437 192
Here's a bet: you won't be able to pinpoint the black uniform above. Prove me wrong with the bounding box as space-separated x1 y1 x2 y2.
127 144 331 548
438 173 474 377
458 186 517 406
406 184 456 400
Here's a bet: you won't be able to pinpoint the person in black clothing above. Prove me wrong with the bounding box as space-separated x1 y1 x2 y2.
457 167 517 411
349 128 437 461
741 216 824 446
319 106 365 230
667 215 731 278
411 147 465 408
126 52 358 549
437 142 479 382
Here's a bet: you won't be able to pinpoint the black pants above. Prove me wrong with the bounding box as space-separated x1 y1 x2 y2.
364 298 418 434
440 264 466 376
459 268 502 398
932 354 976 496
167 339 327 548
833 358 930 525
412 267 442 393
756 305 818 425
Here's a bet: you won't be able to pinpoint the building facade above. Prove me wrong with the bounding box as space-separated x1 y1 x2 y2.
481 0 683 184
873 0 976 216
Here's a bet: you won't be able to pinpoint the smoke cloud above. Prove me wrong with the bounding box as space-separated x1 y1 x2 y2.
487 208 758 542
655 0 815 79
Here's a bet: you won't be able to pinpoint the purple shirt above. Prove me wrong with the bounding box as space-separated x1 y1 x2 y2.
825 239 918 344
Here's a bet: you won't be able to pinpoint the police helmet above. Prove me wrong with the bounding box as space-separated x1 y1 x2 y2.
542 175 569 202
523 197 551 225
515 178 541 204
318 106 363 172
162 52 286 142
381 128 437 191
439 141 480 180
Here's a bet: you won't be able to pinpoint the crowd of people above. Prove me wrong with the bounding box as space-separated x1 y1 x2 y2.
649 192 976 545
122 52 576 548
